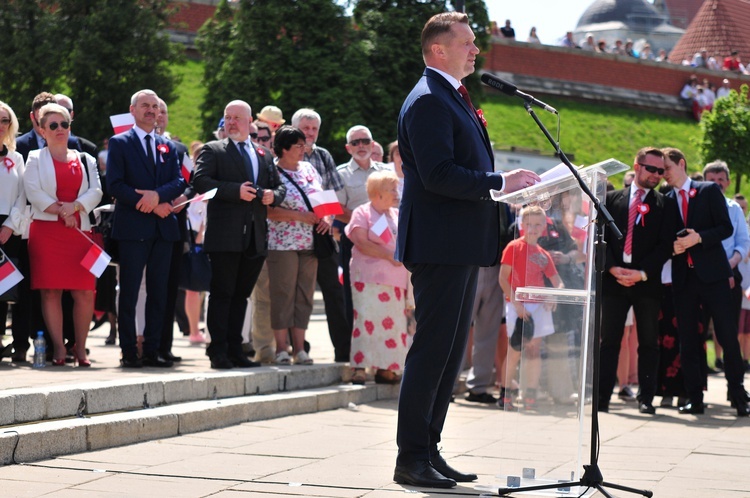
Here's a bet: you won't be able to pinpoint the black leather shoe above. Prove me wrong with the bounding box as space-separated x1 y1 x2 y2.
638 402 656 415
430 452 477 482
678 402 705 415
210 355 234 370
142 355 174 368
728 390 750 417
465 391 498 404
230 356 260 368
393 460 456 488
121 356 143 368
161 352 182 362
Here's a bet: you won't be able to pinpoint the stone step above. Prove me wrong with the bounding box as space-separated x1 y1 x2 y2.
0 382 399 465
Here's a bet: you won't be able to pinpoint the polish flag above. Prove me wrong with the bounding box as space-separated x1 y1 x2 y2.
370 213 392 244
181 153 193 183
80 243 111 278
308 190 343 217
0 252 23 296
173 188 217 209
110 113 135 134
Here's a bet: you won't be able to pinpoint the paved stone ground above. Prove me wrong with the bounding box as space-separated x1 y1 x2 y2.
2 311 750 496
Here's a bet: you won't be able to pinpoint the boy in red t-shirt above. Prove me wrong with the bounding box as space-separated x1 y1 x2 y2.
498 205 564 410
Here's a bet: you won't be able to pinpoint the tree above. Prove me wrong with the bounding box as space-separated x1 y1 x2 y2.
698 84 750 193
58 0 182 144
0 1 64 128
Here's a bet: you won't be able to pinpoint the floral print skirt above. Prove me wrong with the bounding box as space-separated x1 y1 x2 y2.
350 281 409 372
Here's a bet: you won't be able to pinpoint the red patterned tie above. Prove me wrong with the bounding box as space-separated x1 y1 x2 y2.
624 189 644 256
458 85 475 111
679 190 694 266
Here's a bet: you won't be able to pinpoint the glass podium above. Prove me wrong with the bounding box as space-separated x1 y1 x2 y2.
476 159 628 496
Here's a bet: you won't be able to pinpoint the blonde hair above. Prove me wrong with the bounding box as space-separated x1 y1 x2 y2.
519 205 546 222
0 101 19 152
366 170 400 199
38 103 71 128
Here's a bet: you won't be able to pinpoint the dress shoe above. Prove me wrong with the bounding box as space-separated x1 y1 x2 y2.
728 390 750 417
161 352 182 362
393 460 456 488
142 354 174 368
121 356 143 368
430 452 477 482
230 356 260 368
597 400 609 413
0 344 14 358
210 355 234 370
678 401 705 415
465 391 498 404
638 402 656 415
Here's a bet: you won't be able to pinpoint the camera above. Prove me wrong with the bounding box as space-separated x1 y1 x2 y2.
254 186 265 199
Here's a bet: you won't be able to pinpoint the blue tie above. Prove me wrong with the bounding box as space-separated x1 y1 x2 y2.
239 141 255 182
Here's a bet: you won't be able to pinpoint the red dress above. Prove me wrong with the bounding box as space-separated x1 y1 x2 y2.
28 157 95 290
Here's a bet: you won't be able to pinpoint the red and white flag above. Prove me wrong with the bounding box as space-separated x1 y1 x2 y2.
110 113 135 134
173 188 217 209
80 243 111 278
181 154 193 183
0 251 23 296
370 213 392 244
308 190 343 217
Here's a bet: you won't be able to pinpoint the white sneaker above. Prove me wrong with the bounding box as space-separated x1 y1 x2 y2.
294 350 313 365
275 351 291 365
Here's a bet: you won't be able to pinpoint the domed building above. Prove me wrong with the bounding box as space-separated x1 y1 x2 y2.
573 0 684 54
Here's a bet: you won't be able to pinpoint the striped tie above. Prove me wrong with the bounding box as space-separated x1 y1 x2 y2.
624 189 644 256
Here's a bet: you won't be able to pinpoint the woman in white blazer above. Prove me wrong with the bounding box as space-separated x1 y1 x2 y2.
0 101 29 362
24 103 102 366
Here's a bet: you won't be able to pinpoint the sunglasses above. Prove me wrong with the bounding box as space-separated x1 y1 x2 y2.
250 132 258 139
0 118 10 126
349 138 372 147
638 163 665 175
48 121 70 131
257 135 271 143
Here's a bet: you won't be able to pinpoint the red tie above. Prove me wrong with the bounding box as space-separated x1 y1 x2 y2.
624 189 644 256
679 190 694 266
458 85 475 111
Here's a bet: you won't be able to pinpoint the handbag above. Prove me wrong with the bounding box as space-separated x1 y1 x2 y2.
178 218 212 292
277 167 338 259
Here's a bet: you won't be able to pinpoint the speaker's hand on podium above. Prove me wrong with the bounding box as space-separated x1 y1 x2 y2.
501 169 541 194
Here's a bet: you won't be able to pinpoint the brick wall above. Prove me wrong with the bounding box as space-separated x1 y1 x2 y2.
485 39 750 97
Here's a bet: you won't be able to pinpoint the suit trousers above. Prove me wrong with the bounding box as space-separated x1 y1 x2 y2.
396 263 479 465
316 251 351 361
117 238 174 358
206 245 265 360
600 289 662 403
674 270 746 403
339 233 354 331
159 238 184 356
465 264 504 394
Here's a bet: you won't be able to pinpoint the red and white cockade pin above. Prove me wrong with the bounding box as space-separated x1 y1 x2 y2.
3 157 14 171
476 109 488 128
256 147 265 157
688 188 697 198
549 230 559 238
637 203 650 225
157 144 169 154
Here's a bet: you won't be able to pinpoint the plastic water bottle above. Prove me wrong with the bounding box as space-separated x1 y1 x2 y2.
32 331 46 368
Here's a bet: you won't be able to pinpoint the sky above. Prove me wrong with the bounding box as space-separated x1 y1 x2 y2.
486 1 654 45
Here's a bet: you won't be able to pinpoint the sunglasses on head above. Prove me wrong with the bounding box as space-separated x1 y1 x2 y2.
48 121 70 131
349 138 371 147
638 163 665 175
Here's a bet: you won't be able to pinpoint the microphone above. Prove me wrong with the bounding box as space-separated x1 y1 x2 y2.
480 73 558 114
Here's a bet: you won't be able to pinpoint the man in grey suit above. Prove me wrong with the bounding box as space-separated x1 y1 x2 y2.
193 100 285 370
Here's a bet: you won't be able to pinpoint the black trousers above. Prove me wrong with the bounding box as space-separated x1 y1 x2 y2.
316 251 351 361
206 245 264 360
339 233 354 331
396 263 478 465
674 270 746 403
160 239 184 356
599 289 662 403
0 235 32 353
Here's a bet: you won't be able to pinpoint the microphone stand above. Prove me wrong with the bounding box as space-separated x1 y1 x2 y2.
497 102 652 498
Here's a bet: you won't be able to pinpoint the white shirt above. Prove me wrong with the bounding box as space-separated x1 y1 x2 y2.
232 139 258 182
132 126 157 160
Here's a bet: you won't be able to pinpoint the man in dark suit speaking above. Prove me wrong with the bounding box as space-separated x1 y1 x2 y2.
193 100 285 370
108 89 186 368
393 12 540 489
598 148 677 415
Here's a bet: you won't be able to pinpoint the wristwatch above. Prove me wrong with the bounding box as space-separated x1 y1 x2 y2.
640 271 648 282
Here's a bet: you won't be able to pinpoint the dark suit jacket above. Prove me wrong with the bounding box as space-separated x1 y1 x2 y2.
604 187 678 296
667 181 733 286
192 139 285 254
106 128 186 242
16 129 96 162
396 68 504 266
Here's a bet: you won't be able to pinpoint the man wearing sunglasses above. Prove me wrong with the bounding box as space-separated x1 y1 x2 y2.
336 125 388 333
255 122 274 153
598 147 678 416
